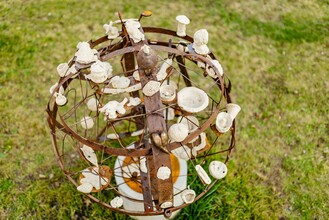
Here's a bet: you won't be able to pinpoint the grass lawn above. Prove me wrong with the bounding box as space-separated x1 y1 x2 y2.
1 0 328 219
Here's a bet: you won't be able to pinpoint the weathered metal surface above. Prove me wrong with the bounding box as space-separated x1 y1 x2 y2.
137 46 174 210
46 13 237 217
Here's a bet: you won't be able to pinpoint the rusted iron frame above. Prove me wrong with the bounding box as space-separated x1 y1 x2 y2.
48 44 228 155
101 44 226 147
49 110 224 216
88 27 193 50
137 48 174 211
48 98 147 145
46 25 236 216
139 150 154 212
45 55 155 216
47 97 150 158
140 32 171 212
143 27 193 42
48 110 153 205
47 95 233 215
58 112 151 156
46 67 149 151
125 24 157 212
48 87 234 161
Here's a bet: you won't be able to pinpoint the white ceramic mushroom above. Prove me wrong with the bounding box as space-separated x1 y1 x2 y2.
167 80 178 90
215 112 233 133
112 18 138 24
156 58 173 81
139 157 147 173
103 21 119 39
168 123 189 142
195 164 211 185
160 202 173 209
131 129 145 137
171 145 191 161
191 132 207 157
206 59 224 78
80 145 98 167
114 106 125 117
106 133 120 139
192 29 210 55
100 101 119 119
176 15 190 37
177 87 209 113
142 80 161 97
99 98 128 120
197 61 206 69
177 116 199 133
75 42 98 64
68 64 78 78
209 161 228 179
132 65 140 81
194 29 208 46
181 188 196 204
141 44 150 54
125 20 145 43
80 168 108 190
160 84 176 102
226 103 241 120
127 97 141 107
102 83 142 95
163 107 175 121
87 97 99 112
110 196 123 208
57 63 69 77
65 57 79 78
55 92 67 106
77 182 93 193
110 76 130 89
49 82 64 95
157 166 171 180
85 60 112 83
176 43 186 52
80 116 94 129
116 98 128 115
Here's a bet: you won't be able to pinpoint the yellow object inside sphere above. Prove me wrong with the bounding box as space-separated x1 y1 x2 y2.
122 154 180 193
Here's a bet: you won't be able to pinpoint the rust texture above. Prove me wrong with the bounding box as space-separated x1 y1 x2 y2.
46 12 236 217
137 47 174 210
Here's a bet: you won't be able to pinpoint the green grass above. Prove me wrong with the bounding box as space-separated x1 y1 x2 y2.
1 0 329 219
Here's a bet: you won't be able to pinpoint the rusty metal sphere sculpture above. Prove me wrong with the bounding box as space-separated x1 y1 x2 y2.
46 11 240 219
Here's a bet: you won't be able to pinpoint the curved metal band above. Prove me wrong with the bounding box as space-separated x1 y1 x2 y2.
49 44 225 156
46 26 236 216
